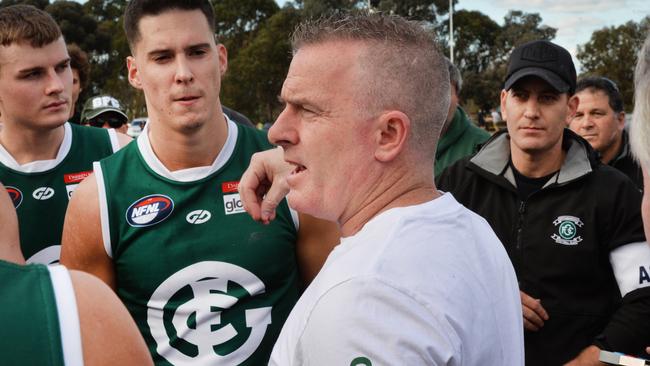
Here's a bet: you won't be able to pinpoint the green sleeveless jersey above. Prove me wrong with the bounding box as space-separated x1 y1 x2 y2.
0 123 117 264
0 262 83 366
96 119 300 366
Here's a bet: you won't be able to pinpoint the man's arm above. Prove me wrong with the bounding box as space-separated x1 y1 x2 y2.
70 270 152 365
295 213 340 287
60 174 116 289
0 183 24 264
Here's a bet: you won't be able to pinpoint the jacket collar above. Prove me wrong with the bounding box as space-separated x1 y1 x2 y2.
470 128 595 186
610 130 632 165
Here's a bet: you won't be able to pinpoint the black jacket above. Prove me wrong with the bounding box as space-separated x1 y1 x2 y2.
437 129 650 365
609 131 643 191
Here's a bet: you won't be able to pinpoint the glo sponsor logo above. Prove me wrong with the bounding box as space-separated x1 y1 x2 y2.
223 193 244 215
126 194 174 227
5 186 23 208
32 187 55 201
186 210 211 224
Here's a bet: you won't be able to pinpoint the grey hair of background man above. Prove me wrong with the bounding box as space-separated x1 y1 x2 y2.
630 34 650 167
444 57 463 94
290 12 450 158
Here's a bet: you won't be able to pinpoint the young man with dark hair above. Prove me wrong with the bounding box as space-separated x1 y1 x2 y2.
61 1 339 365
437 40 650 365
0 5 130 265
570 76 643 189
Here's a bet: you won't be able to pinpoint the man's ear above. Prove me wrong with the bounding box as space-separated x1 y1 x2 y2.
499 89 508 119
374 111 410 162
616 111 626 131
566 94 579 125
127 56 142 90
217 43 228 77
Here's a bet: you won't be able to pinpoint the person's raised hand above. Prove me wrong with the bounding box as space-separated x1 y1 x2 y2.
239 147 292 224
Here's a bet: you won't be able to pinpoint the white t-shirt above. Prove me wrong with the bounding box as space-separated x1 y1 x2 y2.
270 193 524 366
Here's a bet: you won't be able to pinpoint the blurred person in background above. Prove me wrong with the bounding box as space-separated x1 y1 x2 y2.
570 76 643 190
67 43 90 123
627 29 650 361
81 94 129 134
435 57 491 177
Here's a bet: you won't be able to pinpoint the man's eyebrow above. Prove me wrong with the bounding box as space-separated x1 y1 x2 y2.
56 57 71 66
146 48 172 58
17 66 45 75
17 57 70 75
186 43 211 51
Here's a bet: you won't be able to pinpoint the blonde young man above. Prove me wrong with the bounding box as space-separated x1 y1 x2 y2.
0 5 130 265
241 13 524 365
61 1 338 365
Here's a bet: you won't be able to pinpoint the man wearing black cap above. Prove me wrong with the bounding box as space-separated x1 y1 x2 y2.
438 40 650 365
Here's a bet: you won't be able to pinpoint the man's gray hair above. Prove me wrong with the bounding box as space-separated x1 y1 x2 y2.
630 33 650 168
291 12 450 156
444 57 462 94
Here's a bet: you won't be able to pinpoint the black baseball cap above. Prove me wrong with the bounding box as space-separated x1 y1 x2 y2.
504 40 577 94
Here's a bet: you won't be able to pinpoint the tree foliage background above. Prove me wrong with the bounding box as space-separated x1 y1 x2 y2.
1 0 646 123
577 16 650 111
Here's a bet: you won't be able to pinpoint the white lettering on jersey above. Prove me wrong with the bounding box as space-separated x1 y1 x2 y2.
32 187 55 201
147 261 272 365
26 245 61 265
186 210 211 224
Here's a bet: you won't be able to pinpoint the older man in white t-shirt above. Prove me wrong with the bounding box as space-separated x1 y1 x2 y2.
240 12 524 365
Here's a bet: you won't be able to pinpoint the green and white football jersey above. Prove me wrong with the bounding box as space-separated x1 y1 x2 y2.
0 123 118 264
0 262 83 366
95 119 300 366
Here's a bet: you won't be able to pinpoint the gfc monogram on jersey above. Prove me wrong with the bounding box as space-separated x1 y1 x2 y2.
147 261 272 365
126 194 174 227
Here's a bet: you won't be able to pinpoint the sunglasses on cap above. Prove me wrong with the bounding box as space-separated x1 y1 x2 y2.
86 115 126 128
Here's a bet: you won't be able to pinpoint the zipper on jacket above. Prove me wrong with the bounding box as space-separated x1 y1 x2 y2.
516 200 526 250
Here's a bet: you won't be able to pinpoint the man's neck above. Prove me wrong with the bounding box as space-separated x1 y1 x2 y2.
338 162 439 237
510 141 566 178
0 123 66 165
147 113 229 172
600 135 623 165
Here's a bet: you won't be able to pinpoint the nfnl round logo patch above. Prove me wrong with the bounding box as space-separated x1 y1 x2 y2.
5 186 22 208
126 194 174 227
